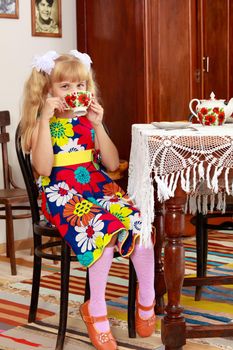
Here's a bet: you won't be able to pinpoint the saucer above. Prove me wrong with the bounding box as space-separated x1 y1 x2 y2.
151 121 192 130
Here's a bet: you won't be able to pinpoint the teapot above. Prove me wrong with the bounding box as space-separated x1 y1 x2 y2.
189 92 233 125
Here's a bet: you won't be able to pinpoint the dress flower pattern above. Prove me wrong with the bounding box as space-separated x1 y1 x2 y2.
45 181 77 206
40 115 142 267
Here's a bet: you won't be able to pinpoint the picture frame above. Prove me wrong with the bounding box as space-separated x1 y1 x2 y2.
31 0 62 38
0 0 19 19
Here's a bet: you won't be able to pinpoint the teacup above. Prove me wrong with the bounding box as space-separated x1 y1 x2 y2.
64 91 92 116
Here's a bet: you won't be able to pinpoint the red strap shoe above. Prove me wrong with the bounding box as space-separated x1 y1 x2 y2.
80 300 117 350
135 289 156 337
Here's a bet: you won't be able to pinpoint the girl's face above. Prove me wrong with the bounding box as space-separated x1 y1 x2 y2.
50 80 87 98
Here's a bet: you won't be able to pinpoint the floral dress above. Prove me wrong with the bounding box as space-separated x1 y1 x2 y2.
39 115 142 267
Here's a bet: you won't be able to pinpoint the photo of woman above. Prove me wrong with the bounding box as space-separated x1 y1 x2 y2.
31 0 62 37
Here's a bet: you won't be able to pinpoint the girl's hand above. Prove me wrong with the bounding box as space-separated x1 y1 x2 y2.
86 99 104 127
40 97 65 121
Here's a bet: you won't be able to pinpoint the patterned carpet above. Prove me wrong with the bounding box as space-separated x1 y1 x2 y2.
0 230 233 349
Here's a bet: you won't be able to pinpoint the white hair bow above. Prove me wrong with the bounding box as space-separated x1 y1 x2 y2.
31 50 60 75
69 50 92 71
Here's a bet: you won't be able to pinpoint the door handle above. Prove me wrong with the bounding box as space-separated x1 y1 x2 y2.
203 56 210 73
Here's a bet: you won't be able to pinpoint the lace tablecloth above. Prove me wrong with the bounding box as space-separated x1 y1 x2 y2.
127 123 233 246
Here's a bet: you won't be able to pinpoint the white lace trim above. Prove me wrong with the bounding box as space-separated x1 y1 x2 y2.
127 124 233 246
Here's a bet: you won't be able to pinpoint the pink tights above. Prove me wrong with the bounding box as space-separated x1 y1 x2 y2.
88 243 155 332
130 244 155 318
88 246 114 332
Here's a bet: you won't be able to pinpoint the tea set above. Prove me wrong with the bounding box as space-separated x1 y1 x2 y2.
66 90 233 127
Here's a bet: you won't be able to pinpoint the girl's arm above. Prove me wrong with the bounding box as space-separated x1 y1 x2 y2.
31 119 54 176
87 99 119 172
31 96 64 176
94 124 119 171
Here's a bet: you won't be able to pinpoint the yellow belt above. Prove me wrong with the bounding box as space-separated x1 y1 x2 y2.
53 149 93 167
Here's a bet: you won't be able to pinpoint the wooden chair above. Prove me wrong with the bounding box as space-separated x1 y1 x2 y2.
15 123 137 350
0 111 30 275
191 203 233 300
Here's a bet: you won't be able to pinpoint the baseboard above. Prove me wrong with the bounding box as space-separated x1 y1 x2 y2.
0 237 33 254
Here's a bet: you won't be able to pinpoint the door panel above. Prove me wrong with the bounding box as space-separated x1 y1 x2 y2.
77 0 147 160
158 0 195 119
202 0 229 99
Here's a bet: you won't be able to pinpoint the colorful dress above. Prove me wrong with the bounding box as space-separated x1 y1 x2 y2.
39 115 142 267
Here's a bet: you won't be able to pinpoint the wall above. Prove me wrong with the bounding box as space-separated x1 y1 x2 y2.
0 0 77 244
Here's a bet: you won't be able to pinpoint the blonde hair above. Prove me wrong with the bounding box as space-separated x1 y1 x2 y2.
20 53 97 153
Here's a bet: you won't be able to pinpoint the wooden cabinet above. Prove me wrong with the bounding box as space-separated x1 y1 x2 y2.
76 0 233 160
198 0 233 99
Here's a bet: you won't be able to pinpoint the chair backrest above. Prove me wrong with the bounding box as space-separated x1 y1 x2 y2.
15 123 40 224
0 111 11 189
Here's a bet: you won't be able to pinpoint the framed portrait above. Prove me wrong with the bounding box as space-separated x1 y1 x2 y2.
31 0 62 38
0 0 19 18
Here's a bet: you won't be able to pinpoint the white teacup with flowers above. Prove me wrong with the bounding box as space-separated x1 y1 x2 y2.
64 91 93 116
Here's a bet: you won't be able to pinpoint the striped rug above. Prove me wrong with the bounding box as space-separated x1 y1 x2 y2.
0 315 163 350
0 298 54 329
7 257 130 304
0 230 233 349
183 231 233 274
6 231 233 305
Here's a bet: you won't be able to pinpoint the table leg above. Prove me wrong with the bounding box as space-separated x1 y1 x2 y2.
154 199 166 314
161 196 186 350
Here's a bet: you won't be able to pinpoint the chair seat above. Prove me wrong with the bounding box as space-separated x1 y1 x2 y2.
34 220 61 237
0 188 29 204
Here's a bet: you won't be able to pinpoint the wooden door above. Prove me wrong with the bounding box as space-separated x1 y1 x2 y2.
76 0 149 160
199 0 233 99
155 0 198 120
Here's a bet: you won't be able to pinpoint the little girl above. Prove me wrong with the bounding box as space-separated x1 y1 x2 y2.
20 50 155 350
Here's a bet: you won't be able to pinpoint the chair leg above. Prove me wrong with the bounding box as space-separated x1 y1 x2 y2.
5 205 17 275
28 232 42 323
6 224 10 258
127 259 137 338
55 240 70 350
195 212 207 301
202 220 208 276
28 252 42 322
84 269 90 302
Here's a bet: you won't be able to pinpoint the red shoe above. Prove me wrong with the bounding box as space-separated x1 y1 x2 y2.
135 289 156 337
80 300 117 350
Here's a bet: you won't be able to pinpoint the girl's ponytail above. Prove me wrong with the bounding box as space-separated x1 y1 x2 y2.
20 69 49 152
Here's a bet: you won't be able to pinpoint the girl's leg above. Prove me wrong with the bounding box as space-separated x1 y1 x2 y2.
88 243 115 332
130 243 155 318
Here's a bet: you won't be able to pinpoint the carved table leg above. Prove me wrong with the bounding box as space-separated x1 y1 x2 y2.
161 196 186 350
154 199 166 315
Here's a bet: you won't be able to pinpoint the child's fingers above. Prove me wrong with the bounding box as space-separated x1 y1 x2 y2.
53 99 65 112
90 103 103 114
